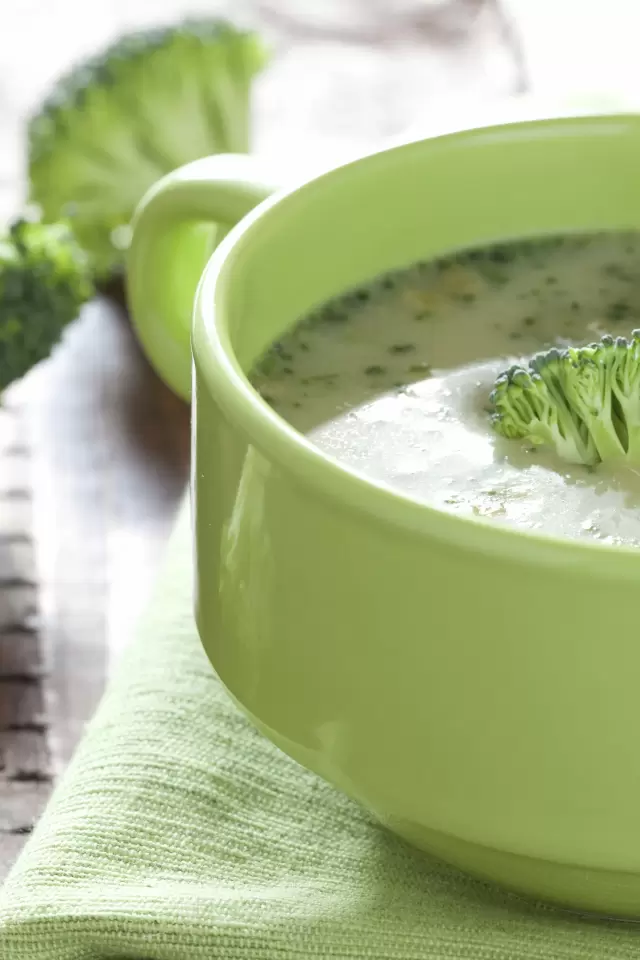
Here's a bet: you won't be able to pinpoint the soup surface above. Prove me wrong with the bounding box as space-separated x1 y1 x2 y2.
251 232 640 547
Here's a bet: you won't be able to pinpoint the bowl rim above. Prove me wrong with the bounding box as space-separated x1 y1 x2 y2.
192 111 640 580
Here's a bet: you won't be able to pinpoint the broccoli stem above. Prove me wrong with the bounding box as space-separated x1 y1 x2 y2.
587 418 627 462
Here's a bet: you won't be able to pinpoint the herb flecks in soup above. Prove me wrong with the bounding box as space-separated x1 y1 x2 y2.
251 233 640 547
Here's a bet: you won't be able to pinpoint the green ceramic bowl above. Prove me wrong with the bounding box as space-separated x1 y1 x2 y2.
127 113 640 918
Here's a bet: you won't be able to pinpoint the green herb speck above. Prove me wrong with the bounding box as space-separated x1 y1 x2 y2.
545 276 558 286
409 362 432 376
273 343 293 361
381 277 395 291
604 263 632 281
509 331 523 341
323 307 348 323
301 373 339 385
570 301 580 311
255 352 278 377
365 365 386 376
479 263 508 286
299 341 310 352
414 311 432 322
354 289 370 303
455 292 476 304
606 300 630 322
389 343 415 354
283 367 294 375
522 316 536 327
488 245 514 264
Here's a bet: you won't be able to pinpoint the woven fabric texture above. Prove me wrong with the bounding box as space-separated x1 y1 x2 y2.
1 498 639 959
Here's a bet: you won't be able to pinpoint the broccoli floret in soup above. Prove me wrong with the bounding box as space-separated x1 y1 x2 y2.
490 332 640 467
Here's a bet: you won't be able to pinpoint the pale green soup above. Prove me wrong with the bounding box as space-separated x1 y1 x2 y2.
251 232 640 547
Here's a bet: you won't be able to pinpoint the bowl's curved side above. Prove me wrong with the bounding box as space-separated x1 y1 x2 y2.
191 114 640 916
231 690 640 921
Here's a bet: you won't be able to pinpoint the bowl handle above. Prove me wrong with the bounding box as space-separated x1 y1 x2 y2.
126 154 278 401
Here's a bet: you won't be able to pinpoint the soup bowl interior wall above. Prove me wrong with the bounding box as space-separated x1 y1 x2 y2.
137 115 640 917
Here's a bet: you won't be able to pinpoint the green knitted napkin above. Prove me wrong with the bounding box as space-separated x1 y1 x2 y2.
1 498 639 959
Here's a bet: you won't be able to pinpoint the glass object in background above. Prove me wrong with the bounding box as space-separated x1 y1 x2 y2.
257 0 478 40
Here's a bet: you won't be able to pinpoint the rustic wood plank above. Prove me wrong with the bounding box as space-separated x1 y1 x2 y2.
0 834 30 883
0 587 36 632
0 402 52 881
0 682 45 732
0 781 51 834
22 297 191 756
21 304 118 768
0 632 42 679
0 730 51 781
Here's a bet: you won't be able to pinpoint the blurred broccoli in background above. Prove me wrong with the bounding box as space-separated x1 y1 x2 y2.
0 218 93 390
27 19 269 279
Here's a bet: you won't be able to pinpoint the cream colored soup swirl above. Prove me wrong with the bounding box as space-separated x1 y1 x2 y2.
251 232 640 546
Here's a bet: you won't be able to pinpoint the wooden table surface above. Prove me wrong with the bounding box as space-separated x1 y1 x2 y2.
0 0 603 878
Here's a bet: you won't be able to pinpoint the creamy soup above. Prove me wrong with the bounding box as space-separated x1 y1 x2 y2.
251 233 640 547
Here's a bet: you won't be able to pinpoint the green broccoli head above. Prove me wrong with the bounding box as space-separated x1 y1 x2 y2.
28 19 269 278
490 332 640 466
490 357 597 465
0 218 93 390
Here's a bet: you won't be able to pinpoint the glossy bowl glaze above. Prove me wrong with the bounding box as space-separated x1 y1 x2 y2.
128 114 640 917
